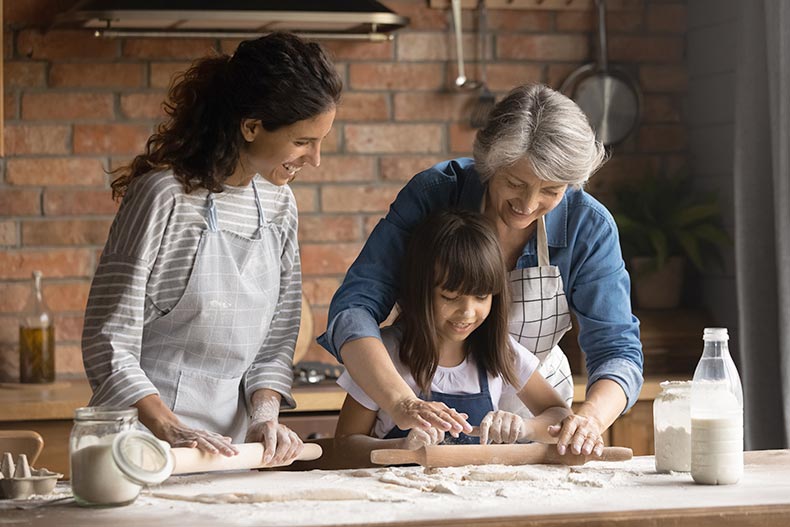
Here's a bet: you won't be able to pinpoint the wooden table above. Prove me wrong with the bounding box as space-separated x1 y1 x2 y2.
1 450 788 526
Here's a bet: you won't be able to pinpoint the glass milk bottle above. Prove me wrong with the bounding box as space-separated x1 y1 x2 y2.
690 328 744 485
653 380 691 472
19 270 56 383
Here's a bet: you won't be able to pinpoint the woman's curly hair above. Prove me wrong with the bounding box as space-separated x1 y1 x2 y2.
111 32 342 199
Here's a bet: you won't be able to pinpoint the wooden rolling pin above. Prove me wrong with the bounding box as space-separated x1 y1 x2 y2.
170 442 322 475
370 443 632 468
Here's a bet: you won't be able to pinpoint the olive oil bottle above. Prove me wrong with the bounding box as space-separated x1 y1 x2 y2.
19 271 55 383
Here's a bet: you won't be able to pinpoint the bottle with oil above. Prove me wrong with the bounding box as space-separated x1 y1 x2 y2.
19 271 55 383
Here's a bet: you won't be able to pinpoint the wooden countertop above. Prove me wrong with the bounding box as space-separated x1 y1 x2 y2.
1 450 788 527
0 375 687 423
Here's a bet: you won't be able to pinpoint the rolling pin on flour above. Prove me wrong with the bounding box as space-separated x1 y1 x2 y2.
371 443 632 468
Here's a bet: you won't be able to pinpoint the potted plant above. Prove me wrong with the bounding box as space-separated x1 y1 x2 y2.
611 173 730 309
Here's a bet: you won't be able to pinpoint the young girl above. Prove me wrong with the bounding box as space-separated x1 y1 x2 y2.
334 209 576 457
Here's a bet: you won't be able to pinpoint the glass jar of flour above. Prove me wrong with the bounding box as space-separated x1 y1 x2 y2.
69 407 143 507
653 380 692 472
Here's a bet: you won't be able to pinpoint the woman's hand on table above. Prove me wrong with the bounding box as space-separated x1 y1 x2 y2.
161 422 239 456
390 397 472 437
548 413 604 457
402 426 445 450
245 420 304 465
478 410 529 445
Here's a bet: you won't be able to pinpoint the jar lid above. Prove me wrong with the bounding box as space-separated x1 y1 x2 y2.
74 406 138 422
112 430 173 486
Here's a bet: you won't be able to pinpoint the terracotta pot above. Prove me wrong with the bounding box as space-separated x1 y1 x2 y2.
629 255 685 309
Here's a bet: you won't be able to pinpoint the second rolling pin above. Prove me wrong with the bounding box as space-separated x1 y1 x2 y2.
170 442 323 475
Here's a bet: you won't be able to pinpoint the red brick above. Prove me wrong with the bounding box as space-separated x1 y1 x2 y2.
547 64 580 90
646 4 687 33
4 124 69 155
119 93 168 120
0 249 94 279
640 66 688 92
4 62 46 88
6 158 106 187
498 35 589 61
43 282 91 312
17 30 119 60
49 63 145 88
0 317 16 343
0 189 41 216
380 155 447 182
556 11 643 32
4 93 18 121
0 222 17 247
642 95 682 123
0 343 19 382
57 343 85 376
22 219 113 246
349 63 445 90
380 1 449 31
638 125 687 152
483 64 543 92
297 156 377 183
150 62 192 89
291 186 318 213
449 123 476 154
364 215 383 237
398 33 481 61
345 124 442 153
54 313 85 342
123 39 217 59
320 185 401 213
323 41 394 61
394 92 476 122
22 93 114 120
337 92 390 121
608 36 684 63
302 277 342 307
73 124 152 155
321 127 341 154
5 0 76 27
300 242 363 275
486 10 553 32
44 189 118 216
299 215 360 243
0 284 28 313
587 155 658 194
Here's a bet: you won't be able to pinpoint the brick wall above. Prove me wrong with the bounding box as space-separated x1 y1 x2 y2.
0 0 687 381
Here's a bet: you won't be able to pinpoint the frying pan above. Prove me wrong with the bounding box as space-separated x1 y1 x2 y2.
560 0 641 146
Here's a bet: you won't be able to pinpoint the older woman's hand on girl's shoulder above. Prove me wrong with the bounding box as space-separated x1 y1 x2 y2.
478 410 531 445
402 426 445 450
547 413 605 457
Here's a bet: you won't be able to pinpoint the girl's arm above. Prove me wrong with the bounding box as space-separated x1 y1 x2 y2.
516 372 573 444
334 395 406 468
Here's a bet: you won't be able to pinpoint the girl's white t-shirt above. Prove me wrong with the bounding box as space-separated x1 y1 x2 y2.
336 325 540 439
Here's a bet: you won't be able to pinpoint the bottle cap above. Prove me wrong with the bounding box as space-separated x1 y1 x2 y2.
112 430 173 486
703 327 729 341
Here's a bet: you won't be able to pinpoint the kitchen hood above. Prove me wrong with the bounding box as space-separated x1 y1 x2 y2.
54 0 410 41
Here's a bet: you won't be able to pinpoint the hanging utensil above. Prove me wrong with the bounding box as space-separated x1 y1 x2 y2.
451 0 480 90
470 0 495 128
560 0 641 146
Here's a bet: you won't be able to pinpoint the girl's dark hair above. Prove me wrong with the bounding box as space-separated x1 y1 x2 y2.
111 32 343 199
397 209 518 396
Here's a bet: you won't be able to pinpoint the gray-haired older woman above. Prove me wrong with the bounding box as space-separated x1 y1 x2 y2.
318 84 643 457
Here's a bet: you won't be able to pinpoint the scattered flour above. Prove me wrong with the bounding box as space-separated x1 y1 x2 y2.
152 488 376 504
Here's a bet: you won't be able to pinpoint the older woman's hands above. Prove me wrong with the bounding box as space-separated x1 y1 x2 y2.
245 420 304 465
478 410 530 445
160 422 239 456
548 413 605 457
391 397 472 437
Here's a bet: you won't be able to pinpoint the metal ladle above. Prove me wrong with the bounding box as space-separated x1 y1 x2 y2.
451 0 480 90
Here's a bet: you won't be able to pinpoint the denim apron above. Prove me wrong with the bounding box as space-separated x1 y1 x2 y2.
383 364 494 445
139 179 281 443
500 216 574 417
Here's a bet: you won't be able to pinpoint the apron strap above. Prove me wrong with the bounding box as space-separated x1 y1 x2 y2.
251 176 266 228
537 216 550 267
206 193 219 232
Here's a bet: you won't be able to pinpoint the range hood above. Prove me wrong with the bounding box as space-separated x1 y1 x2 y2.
55 0 410 41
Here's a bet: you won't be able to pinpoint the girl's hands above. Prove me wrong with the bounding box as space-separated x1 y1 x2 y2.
245 420 304 466
402 426 445 450
548 413 605 457
391 397 472 437
160 422 239 456
478 410 530 445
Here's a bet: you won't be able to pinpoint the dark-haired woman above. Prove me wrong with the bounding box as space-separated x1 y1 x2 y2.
82 33 342 464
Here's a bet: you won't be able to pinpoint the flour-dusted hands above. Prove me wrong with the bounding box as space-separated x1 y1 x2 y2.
391 396 472 437
161 421 239 456
245 419 304 465
402 426 446 450
548 413 604 457
478 410 531 445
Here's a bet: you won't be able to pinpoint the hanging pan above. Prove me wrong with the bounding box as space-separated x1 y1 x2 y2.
560 0 641 146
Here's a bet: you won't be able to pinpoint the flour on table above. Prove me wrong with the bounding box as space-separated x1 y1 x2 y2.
152 488 378 504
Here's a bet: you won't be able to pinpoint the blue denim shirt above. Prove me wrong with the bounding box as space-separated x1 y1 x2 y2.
318 158 644 411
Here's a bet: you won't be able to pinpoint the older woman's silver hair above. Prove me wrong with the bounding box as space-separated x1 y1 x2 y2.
473 84 607 189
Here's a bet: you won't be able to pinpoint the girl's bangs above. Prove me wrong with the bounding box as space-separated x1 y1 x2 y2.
435 232 504 296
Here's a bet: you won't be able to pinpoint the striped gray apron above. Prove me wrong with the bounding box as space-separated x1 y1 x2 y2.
139 179 281 442
499 216 574 417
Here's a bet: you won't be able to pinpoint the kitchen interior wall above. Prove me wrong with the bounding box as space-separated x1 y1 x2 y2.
0 0 688 380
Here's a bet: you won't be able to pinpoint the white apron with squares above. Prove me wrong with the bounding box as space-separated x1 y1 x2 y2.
139 179 281 443
499 216 574 417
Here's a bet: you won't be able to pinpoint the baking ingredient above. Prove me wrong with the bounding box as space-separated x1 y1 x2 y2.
70 438 141 506
655 426 691 472
653 380 691 472
691 415 743 485
153 488 376 504
19 271 55 383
